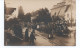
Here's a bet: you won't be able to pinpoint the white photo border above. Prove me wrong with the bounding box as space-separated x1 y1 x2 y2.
0 0 80 48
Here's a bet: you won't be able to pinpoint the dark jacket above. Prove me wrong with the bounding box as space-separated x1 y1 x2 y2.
30 32 36 41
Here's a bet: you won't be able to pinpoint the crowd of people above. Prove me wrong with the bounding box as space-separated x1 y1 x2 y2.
5 16 70 45
5 22 37 45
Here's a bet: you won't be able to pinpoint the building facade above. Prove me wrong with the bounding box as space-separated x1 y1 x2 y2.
51 2 75 25
5 3 16 21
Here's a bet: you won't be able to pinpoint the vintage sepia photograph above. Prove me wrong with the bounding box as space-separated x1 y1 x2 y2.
4 0 76 46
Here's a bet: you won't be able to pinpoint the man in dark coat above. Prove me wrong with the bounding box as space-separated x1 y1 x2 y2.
30 32 36 45
25 29 29 41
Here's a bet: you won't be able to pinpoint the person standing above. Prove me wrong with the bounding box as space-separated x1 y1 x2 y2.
48 23 53 39
30 32 36 45
25 29 29 41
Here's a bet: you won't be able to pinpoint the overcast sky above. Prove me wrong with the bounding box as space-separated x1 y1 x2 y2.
5 0 64 14
5 0 76 20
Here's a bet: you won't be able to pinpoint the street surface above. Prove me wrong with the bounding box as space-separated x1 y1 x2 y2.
6 26 76 46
